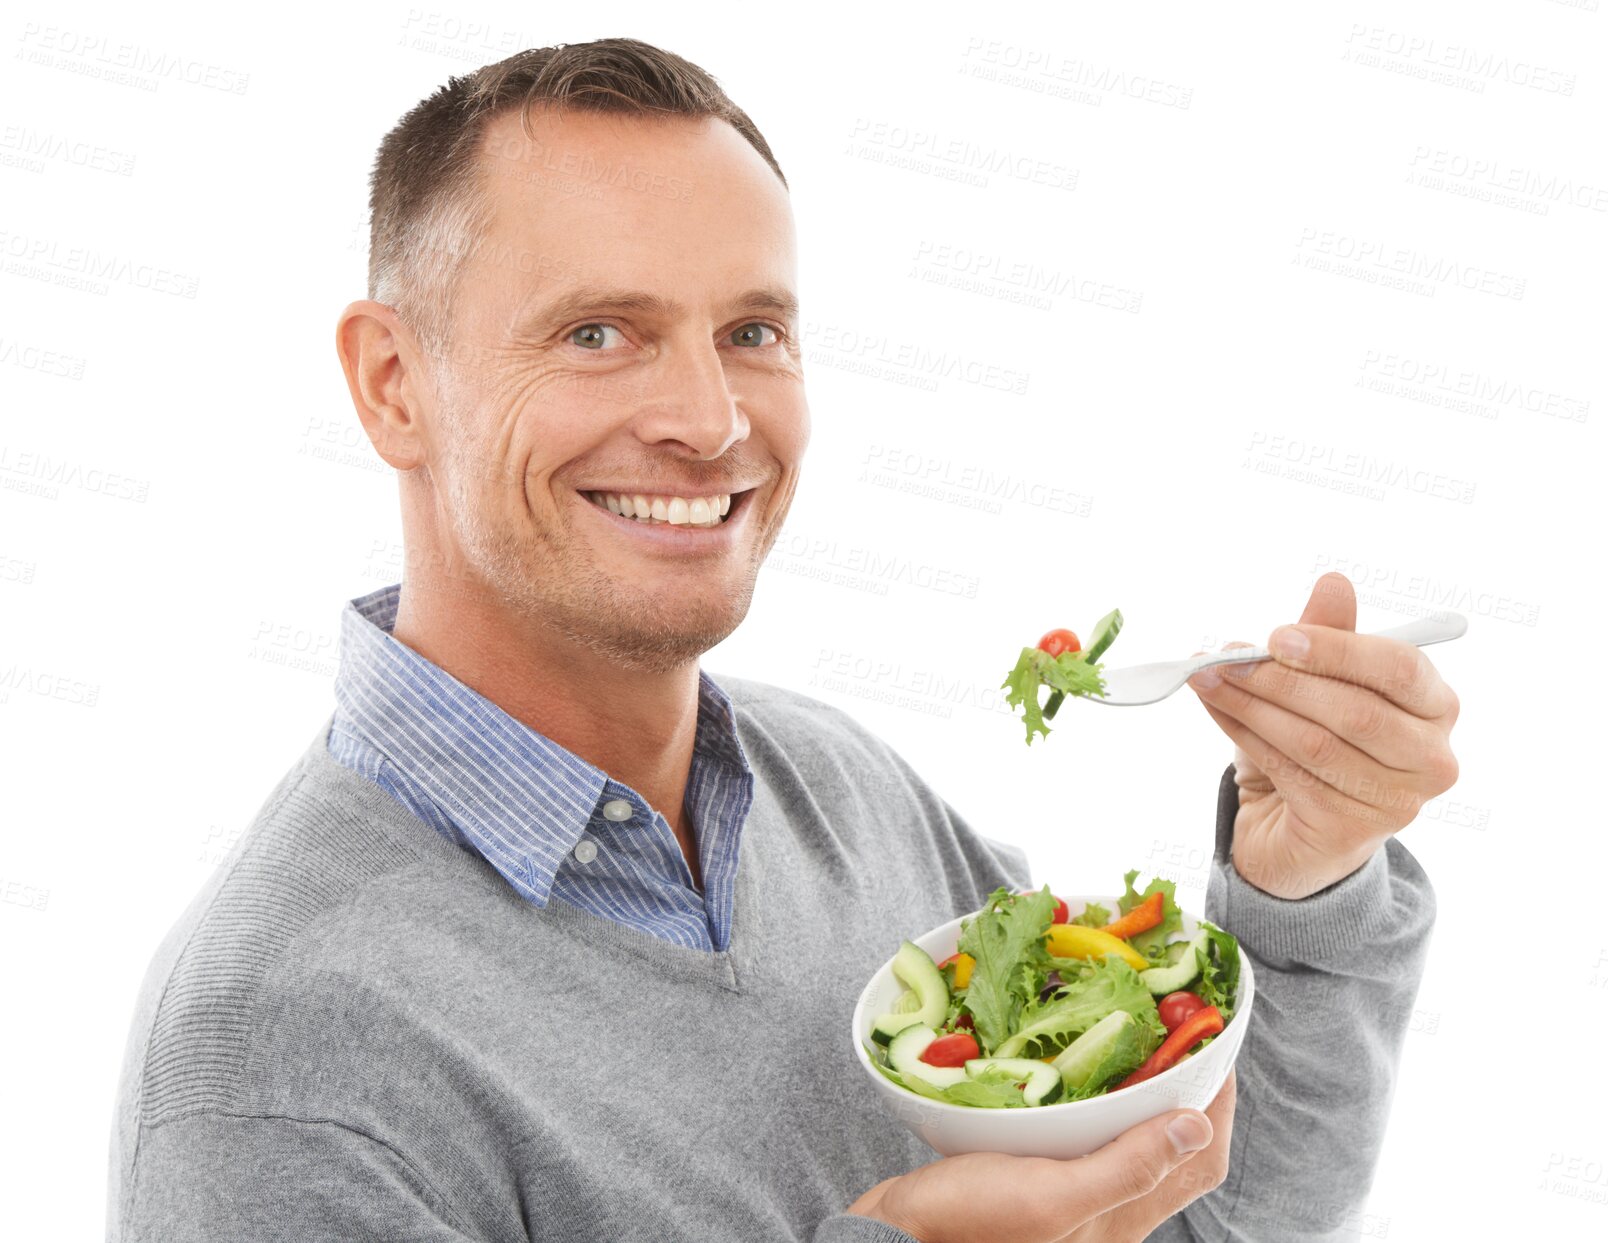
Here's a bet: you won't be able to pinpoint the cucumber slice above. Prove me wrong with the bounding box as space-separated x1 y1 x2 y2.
1138 928 1210 995
871 941 950 1045
1085 609 1124 661
888 1023 968 1088
890 988 922 1014
1048 1009 1151 1093
965 1057 1065 1107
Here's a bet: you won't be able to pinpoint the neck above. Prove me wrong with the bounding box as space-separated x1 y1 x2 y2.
389 569 702 836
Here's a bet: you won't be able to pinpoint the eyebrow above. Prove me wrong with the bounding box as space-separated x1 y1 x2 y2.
513 285 800 336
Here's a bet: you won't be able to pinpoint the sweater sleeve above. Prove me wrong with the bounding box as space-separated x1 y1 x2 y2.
117 1112 481 1242
1147 763 1436 1242
813 1214 923 1242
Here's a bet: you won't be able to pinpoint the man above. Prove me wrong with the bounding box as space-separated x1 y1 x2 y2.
107 38 1458 1242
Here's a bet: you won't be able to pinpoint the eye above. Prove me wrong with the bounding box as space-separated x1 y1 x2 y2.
569 323 626 350
729 322 780 348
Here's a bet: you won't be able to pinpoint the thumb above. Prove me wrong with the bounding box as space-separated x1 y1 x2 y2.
1059 1109 1212 1216
1299 571 1357 631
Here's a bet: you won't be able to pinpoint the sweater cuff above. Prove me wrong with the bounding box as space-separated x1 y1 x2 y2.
814 1212 923 1243
1206 762 1424 965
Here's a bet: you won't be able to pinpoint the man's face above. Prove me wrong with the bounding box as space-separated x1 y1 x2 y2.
415 107 807 671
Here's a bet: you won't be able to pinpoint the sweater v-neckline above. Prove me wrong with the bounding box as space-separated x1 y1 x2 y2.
300 716 761 993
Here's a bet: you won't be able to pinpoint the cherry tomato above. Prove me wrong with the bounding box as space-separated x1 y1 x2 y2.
1019 890 1070 924
954 1012 974 1031
920 1031 981 1067
1036 629 1081 658
1158 991 1208 1033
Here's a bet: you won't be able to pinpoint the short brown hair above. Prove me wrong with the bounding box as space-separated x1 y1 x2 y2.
366 37 788 361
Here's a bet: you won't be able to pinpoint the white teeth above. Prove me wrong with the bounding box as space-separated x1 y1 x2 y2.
584 490 738 527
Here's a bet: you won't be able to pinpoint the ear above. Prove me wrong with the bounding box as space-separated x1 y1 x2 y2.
334 300 430 471
1300 571 1357 631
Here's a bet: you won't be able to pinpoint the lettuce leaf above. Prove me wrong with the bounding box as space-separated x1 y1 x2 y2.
1119 870 1183 962
992 956 1167 1059
956 886 1056 1056
1193 919 1242 1023
898 1068 1030 1109
1069 900 1112 928
1002 648 1108 745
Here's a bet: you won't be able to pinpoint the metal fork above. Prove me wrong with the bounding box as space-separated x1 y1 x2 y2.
1085 612 1468 707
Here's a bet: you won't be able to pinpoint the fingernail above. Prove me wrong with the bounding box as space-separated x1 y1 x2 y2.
1166 1114 1212 1154
1270 626 1309 660
1189 668 1221 691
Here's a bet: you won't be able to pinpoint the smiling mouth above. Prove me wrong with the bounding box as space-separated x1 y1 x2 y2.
580 489 747 528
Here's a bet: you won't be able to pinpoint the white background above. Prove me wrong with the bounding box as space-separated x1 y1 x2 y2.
2 1 1604 1237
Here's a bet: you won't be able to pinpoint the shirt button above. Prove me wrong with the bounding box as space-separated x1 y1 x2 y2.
573 838 598 864
601 799 633 823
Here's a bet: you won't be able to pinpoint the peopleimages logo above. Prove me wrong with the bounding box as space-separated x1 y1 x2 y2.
1358 350 1589 423
16 24 250 94
0 229 199 299
1407 146 1607 214
802 321 1029 397
910 241 1143 315
1293 228 1524 301
1312 555 1539 628
959 37 1194 109
1342 25 1576 96
1242 432 1477 505
847 118 1079 192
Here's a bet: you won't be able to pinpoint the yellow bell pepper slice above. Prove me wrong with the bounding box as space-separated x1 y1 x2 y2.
938 951 974 988
1044 923 1148 972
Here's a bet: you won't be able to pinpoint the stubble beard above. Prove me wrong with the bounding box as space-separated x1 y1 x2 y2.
442 455 776 676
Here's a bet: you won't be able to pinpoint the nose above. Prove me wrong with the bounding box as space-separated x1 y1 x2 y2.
630 337 750 460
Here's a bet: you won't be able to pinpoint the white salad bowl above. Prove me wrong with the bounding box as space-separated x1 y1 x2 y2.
851 893 1255 1160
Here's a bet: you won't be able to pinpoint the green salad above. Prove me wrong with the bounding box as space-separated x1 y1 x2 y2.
863 874 1240 1108
1002 608 1123 744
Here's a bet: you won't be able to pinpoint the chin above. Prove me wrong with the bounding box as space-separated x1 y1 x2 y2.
561 585 754 672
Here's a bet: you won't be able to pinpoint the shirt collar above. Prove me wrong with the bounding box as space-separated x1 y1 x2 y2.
331 581 752 904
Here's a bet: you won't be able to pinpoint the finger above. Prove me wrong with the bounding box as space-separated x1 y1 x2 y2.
1259 626 1457 721
1069 1072 1241 1243
1194 698 1270 789
1053 1106 1214 1223
1190 644 1267 788
1192 672 1454 808
1213 657 1444 774
1190 699 1415 842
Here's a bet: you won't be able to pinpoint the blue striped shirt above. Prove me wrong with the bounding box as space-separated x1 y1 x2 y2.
324 582 756 952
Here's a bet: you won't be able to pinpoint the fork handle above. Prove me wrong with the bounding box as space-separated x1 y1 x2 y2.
1367 613 1469 647
1198 610 1468 669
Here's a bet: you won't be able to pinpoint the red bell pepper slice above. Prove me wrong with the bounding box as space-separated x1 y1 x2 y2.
1099 891 1164 941
1115 1005 1224 1090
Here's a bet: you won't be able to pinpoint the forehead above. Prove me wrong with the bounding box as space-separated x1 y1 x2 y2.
467 106 796 308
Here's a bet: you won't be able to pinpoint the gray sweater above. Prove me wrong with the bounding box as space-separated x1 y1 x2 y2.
106 674 1434 1241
